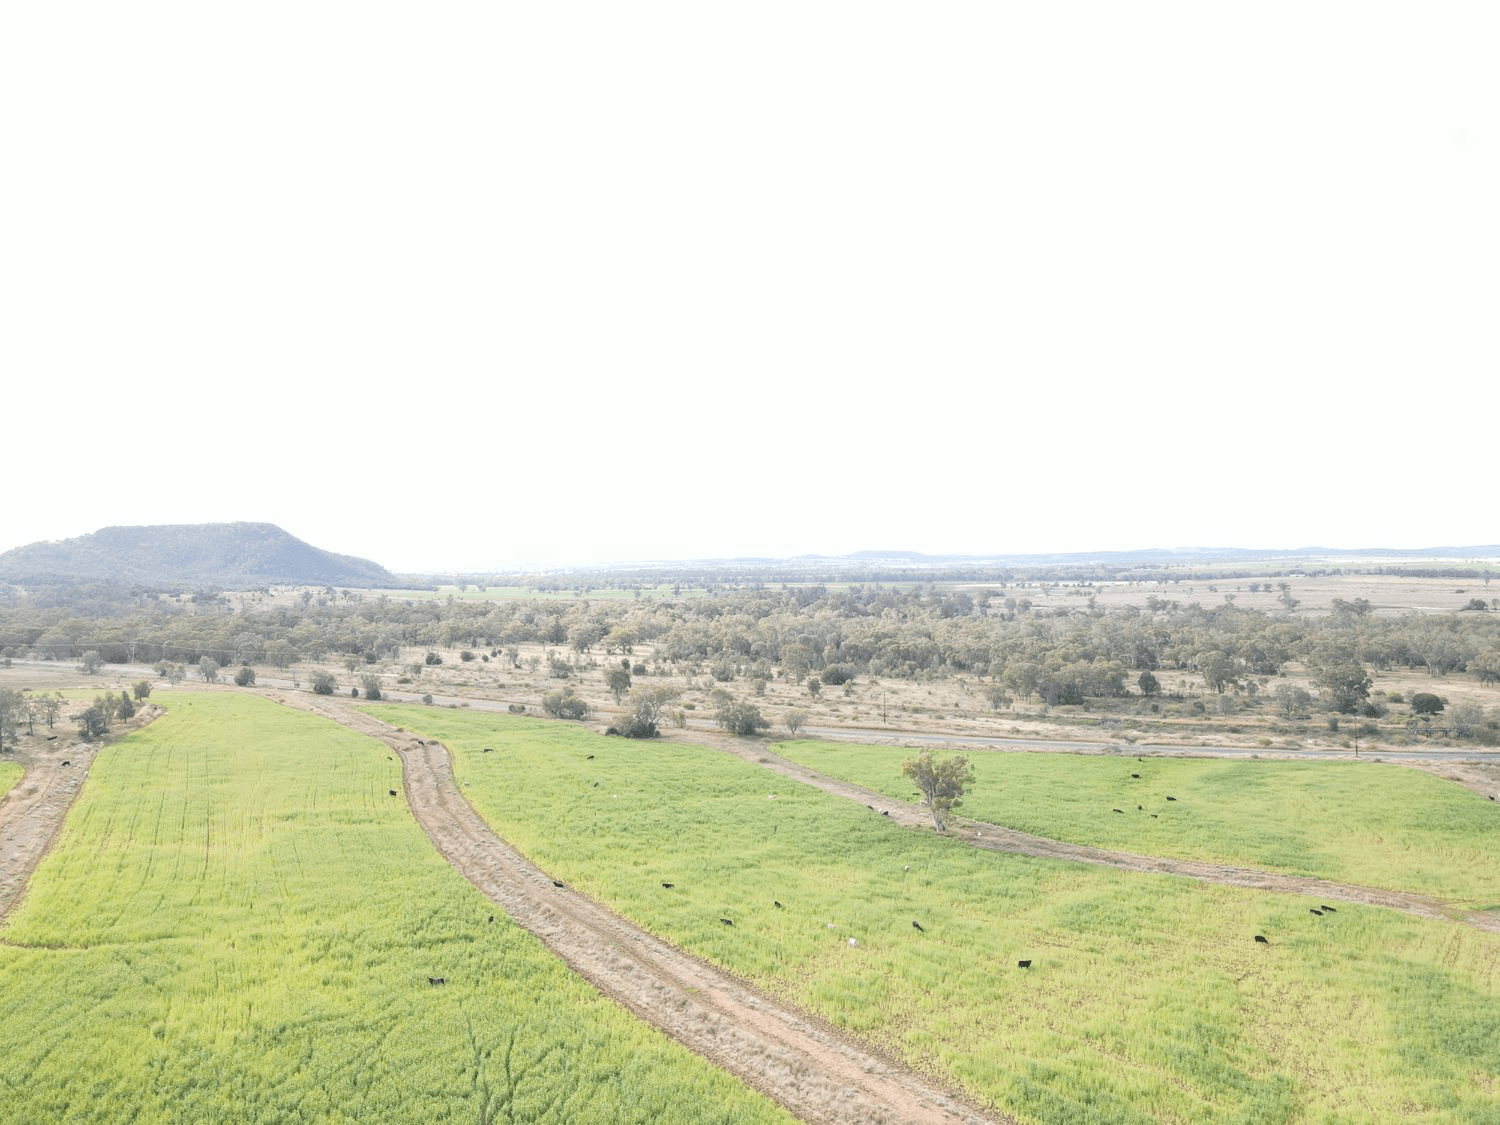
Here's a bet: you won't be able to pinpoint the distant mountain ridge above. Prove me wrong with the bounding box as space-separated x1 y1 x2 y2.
0 523 396 589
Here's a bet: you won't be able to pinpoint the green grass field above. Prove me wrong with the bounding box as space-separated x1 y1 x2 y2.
365 706 1500 1125
0 760 22 800
0 694 794 1125
772 741 1500 909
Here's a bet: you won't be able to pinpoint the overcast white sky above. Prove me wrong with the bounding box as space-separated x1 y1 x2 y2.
4 3 1496 572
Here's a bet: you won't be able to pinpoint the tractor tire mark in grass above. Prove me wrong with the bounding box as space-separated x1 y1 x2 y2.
273 691 1006 1125
697 732 1500 935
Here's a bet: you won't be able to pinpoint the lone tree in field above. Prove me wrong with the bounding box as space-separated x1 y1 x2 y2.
902 752 976 834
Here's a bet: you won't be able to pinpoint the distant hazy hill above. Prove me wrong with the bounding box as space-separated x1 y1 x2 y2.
0 523 397 589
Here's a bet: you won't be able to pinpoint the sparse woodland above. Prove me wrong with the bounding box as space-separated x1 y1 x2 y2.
3 568 1499 749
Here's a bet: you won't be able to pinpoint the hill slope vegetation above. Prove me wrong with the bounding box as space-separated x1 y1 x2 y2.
0 523 395 589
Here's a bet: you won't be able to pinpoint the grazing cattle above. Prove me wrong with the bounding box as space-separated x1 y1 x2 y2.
488 915 494 923
662 882 674 889
61 760 70 767
592 782 600 788
389 789 398 797
1131 773 1140 779
774 900 783 909
586 754 595 760
720 918 734 926
882 810 890 816
428 977 446 985
482 748 493 753
47 735 57 741
1254 935 1270 944
848 938 857 947
1310 908 1323 916
1112 808 1123 814
552 880 565 888
1137 805 1143 810
912 921 924 932
867 805 875 811
1320 905 1337 913
1150 814 1158 818
1017 960 1032 969
1166 796 1177 801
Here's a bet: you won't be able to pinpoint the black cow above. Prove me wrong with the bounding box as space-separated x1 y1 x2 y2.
1254 935 1270 944
428 977 446 985
1017 959 1032 969
912 921 924 932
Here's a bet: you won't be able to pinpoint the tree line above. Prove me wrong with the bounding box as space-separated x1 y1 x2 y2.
2 581 1498 732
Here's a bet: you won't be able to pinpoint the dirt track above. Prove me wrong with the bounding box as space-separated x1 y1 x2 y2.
6 693 1496 1123
685 731 1500 934
0 705 163 923
272 692 1004 1125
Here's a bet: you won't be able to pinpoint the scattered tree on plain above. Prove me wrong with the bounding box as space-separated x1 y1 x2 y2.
542 687 590 720
1315 662 1372 714
605 664 632 703
612 686 677 738
1273 684 1313 719
783 708 808 737
714 695 769 737
902 752 976 834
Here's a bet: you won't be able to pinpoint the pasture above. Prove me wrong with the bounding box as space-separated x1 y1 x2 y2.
366 705 1500 1124
0 760 21 800
0 693 793 1125
774 741 1500 909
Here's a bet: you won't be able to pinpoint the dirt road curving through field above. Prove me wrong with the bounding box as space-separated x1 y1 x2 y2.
686 730 1500 934
271 692 1005 1125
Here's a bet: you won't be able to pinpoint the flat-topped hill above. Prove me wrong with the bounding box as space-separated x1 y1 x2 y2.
0 522 396 589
